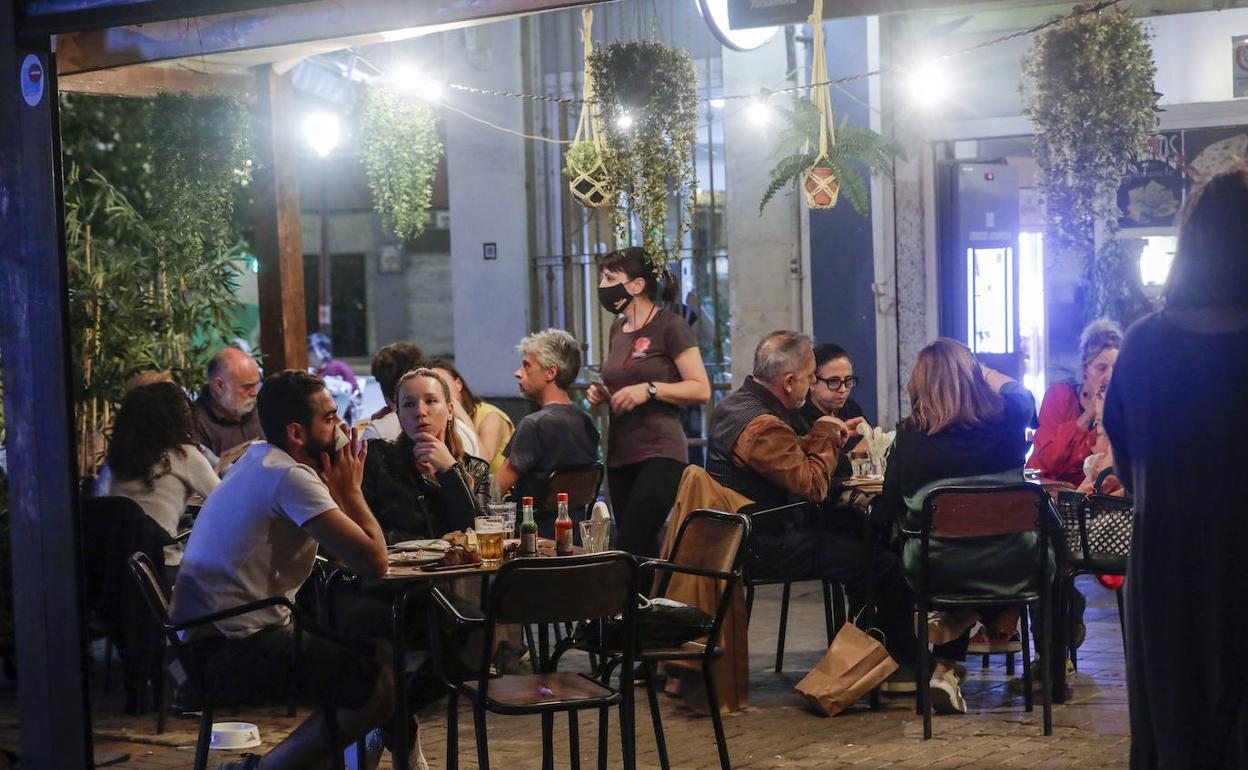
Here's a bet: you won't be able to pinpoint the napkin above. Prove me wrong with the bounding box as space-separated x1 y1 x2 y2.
855 422 895 477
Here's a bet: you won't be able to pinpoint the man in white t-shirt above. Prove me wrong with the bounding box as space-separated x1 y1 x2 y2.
172 370 398 770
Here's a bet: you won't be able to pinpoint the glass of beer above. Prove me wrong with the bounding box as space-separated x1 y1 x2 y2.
487 502 517 538
475 519 506 566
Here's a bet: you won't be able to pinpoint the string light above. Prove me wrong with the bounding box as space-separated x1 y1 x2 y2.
303 112 340 158
907 61 950 109
709 98 726 109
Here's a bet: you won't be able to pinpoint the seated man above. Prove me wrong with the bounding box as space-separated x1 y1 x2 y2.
360 341 426 442
193 347 264 462
494 329 600 535
172 370 410 770
707 331 917 685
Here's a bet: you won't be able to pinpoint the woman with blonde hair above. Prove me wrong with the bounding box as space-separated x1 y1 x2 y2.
360 367 488 543
426 358 515 476
875 338 1037 714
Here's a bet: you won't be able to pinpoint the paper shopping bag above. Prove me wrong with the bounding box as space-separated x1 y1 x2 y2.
794 622 899 717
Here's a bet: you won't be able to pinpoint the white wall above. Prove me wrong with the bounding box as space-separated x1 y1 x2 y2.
721 34 806 386
1150 8 1248 105
445 21 531 399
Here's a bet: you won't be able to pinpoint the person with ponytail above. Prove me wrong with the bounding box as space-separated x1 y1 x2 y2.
589 247 711 557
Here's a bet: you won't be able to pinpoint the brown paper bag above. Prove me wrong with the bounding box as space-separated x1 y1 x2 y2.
794 622 899 717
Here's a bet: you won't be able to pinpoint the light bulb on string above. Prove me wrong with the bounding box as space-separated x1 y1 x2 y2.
303 112 340 158
709 98 726 109
906 60 950 109
748 98 772 127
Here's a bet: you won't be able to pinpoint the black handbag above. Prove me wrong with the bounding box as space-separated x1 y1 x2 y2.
1057 469 1134 570
575 596 713 649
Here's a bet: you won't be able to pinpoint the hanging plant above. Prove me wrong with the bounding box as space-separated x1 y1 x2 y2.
565 8 611 209
762 0 902 216
760 98 903 216
589 40 699 271
1022 4 1158 323
359 85 443 241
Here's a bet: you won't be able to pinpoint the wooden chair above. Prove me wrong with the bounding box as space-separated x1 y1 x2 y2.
428 551 639 770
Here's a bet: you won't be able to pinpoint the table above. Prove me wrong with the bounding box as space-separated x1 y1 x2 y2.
331 540 577 770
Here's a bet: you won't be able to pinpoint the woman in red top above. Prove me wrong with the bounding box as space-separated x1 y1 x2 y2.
1026 319 1123 485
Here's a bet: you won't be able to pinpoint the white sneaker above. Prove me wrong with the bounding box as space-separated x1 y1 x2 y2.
928 669 967 714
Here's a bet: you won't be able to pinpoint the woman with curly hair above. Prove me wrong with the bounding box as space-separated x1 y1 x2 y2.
1026 318 1123 485
104 381 219 567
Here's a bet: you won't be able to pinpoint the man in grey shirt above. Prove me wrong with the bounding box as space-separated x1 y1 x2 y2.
494 329 599 533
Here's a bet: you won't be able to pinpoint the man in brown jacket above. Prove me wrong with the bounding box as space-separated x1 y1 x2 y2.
707 331 917 688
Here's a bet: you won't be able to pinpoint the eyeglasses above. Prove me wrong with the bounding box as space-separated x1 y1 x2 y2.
815 375 859 391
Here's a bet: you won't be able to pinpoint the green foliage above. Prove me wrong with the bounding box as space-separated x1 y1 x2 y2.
589 41 700 271
359 85 443 241
760 98 904 216
562 140 602 179
1022 5 1157 323
59 93 253 466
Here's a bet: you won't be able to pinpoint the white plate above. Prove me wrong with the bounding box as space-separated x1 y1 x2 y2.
392 539 450 553
388 551 444 566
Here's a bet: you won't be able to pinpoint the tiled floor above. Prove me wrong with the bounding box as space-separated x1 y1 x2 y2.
0 576 1130 768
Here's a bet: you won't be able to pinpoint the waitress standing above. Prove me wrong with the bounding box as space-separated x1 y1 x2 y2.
589 247 711 557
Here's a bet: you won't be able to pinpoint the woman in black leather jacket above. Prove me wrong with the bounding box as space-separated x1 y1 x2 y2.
362 367 489 543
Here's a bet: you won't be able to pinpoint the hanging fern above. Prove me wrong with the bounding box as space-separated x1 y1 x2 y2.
1022 4 1158 323
760 99 903 216
359 85 443 241
589 41 700 271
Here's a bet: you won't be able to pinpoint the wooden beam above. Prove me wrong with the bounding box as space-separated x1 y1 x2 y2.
52 0 607 75
252 65 308 374
58 64 255 100
0 10 94 769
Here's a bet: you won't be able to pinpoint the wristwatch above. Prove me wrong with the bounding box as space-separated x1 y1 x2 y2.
647 382 658 401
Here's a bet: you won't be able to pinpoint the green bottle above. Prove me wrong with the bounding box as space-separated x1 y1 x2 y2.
520 496 538 556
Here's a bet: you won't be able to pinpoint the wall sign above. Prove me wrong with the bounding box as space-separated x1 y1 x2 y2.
483 242 497 260
20 54 45 108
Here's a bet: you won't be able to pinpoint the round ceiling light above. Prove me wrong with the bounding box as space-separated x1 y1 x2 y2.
696 0 779 52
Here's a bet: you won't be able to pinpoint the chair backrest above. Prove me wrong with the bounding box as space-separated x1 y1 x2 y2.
488 550 636 626
924 484 1054 538
666 509 751 577
541 463 604 512
81 496 174 618
126 551 182 651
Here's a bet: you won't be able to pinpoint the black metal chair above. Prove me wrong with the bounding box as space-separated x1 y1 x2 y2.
558 509 752 770
541 462 605 515
903 483 1059 739
126 551 355 770
80 496 178 722
740 501 844 672
428 551 640 770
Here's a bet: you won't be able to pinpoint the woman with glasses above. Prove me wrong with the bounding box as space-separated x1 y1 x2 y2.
796 343 867 477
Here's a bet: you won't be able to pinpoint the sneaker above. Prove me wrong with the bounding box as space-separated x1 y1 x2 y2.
920 609 979 646
966 629 1022 654
928 669 967 714
880 665 917 694
217 756 260 770
951 661 970 684
381 718 430 770
493 641 532 676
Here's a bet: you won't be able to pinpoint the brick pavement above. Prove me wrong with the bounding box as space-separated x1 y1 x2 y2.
0 576 1130 769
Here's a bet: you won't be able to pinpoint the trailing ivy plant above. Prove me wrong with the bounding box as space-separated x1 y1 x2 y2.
589 41 700 271
1022 5 1158 323
359 85 443 241
760 98 904 216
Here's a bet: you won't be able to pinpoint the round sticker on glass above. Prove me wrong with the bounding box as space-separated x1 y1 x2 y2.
21 54 45 108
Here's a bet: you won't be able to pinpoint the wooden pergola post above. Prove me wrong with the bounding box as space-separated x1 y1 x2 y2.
252 65 309 373
0 5 94 767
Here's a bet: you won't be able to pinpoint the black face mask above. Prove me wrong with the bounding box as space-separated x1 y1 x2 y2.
597 282 634 314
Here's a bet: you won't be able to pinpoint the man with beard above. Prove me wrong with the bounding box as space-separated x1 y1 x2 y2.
172 370 421 770
193 346 264 460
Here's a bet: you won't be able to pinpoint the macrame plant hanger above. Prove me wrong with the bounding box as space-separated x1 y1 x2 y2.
567 8 611 208
804 0 841 209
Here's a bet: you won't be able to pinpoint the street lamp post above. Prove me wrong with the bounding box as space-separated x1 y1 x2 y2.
304 112 340 334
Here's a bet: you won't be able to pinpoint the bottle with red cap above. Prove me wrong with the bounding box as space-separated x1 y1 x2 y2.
520 496 538 556
554 492 574 555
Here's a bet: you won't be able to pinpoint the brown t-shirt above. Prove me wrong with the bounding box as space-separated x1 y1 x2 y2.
601 309 697 467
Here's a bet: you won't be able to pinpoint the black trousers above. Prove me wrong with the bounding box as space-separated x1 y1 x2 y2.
607 457 687 558
748 525 918 667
